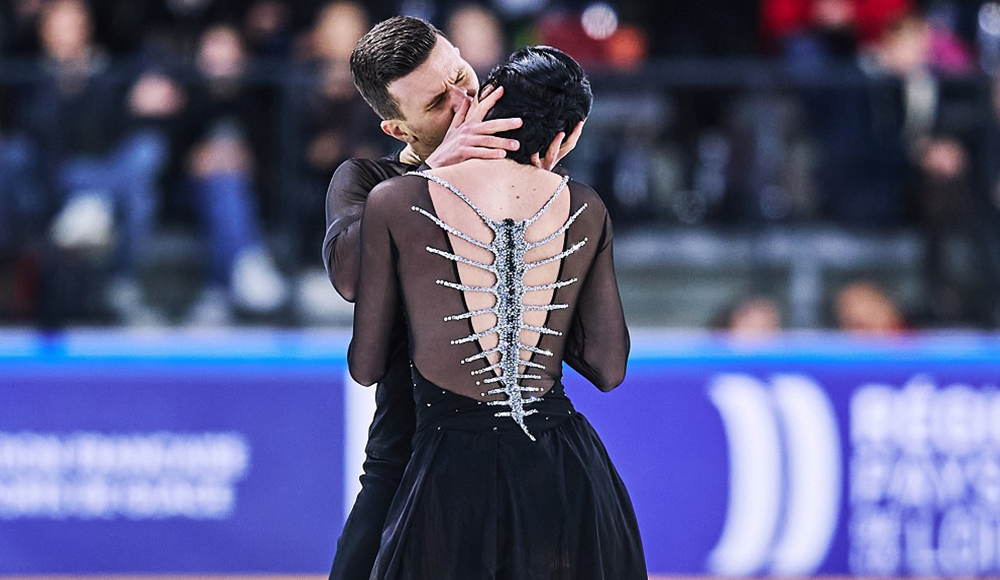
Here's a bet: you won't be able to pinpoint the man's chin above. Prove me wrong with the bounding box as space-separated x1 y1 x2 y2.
412 135 444 157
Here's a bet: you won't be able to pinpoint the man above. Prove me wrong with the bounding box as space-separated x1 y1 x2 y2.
323 16 581 580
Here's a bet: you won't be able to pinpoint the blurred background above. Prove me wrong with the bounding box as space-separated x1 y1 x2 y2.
2 0 999 333
4 1 1000 578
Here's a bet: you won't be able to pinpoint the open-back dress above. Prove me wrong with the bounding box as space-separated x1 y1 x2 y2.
348 169 646 580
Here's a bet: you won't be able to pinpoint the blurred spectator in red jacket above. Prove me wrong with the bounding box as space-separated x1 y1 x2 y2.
534 6 648 70
763 0 912 55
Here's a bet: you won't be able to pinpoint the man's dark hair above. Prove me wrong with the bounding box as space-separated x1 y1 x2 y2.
350 16 443 120
480 46 592 165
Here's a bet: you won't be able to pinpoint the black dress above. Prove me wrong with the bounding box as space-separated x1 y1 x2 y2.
323 154 421 580
349 169 646 580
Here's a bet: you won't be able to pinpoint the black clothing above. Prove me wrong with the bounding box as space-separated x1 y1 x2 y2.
369 366 647 580
324 152 419 580
20 56 128 166
323 154 419 302
348 171 644 578
349 173 630 395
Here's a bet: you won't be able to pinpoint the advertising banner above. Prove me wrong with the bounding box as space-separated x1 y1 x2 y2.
2 330 999 577
0 331 346 573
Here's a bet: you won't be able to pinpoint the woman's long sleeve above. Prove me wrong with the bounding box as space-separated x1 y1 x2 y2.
347 182 401 386
564 211 630 391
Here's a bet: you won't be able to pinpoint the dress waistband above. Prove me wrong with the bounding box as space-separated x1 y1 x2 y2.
411 365 576 438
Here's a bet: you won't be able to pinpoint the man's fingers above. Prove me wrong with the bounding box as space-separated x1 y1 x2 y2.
548 132 565 158
450 97 472 129
468 85 503 123
464 147 508 160
468 135 520 151
561 121 584 150
476 117 523 135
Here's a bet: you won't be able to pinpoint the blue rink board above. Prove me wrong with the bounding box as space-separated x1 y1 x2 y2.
2 330 1000 577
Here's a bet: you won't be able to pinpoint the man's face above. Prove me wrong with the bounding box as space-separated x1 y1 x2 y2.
384 35 478 152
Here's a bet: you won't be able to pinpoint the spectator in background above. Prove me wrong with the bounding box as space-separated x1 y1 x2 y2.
834 280 906 334
763 0 911 65
181 22 288 324
242 0 294 57
0 0 43 55
293 1 383 270
21 0 172 325
300 1 379 175
0 95 39 253
864 11 987 326
796 10 936 226
712 294 784 339
446 4 505 76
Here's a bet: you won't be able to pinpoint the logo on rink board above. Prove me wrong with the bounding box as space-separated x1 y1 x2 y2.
706 373 1000 578
706 374 842 577
0 431 250 519
850 376 1000 577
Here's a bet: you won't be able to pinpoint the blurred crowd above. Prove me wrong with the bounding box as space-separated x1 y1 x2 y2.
0 0 999 331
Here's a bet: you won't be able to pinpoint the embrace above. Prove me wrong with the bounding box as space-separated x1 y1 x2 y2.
324 15 645 580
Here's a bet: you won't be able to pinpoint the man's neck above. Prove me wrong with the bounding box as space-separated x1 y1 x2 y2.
399 144 424 167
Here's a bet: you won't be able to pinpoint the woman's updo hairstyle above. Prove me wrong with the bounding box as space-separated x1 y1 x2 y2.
479 46 592 165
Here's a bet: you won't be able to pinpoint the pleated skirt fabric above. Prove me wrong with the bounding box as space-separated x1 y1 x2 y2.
368 368 647 580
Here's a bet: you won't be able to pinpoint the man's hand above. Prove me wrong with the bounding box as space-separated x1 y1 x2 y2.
424 85 523 168
532 120 584 171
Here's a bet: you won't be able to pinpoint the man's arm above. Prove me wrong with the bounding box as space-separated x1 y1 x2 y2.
323 159 398 303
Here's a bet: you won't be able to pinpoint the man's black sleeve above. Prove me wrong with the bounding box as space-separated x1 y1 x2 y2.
323 159 394 302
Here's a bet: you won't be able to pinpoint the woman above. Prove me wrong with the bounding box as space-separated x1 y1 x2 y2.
349 46 646 579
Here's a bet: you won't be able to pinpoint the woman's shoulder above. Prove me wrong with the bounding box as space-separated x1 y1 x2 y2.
366 172 430 209
565 178 609 215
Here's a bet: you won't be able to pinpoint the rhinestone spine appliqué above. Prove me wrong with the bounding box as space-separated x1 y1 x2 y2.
408 171 588 441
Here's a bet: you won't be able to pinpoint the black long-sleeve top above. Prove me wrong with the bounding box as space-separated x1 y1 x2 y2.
347 170 630 398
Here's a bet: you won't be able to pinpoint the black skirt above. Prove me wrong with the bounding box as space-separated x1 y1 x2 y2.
369 367 647 580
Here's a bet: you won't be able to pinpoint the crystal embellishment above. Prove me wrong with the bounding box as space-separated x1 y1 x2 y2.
408 171 588 441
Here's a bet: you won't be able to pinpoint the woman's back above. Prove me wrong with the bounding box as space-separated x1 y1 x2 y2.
348 45 645 580
349 158 629 440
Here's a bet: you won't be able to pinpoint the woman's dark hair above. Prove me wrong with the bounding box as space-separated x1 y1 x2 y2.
480 46 592 165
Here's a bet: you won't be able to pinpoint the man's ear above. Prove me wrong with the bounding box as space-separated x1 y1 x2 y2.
381 119 414 144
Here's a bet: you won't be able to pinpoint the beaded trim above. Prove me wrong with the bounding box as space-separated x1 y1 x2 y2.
408 171 587 440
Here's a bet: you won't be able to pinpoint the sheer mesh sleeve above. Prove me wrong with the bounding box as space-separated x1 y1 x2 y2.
323 160 371 302
347 181 403 386
349 174 629 397
564 211 629 391
323 157 417 302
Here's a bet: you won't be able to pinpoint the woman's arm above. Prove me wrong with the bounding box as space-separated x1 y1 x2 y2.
564 210 630 391
347 181 402 386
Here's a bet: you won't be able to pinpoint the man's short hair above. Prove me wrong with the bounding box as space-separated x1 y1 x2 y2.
480 46 593 165
350 16 443 120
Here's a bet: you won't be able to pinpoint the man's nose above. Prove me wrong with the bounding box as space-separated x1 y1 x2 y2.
448 85 473 110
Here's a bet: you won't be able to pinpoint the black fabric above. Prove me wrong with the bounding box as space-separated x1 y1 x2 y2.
348 165 642 578
348 173 630 395
368 367 647 580
323 154 422 302
329 341 414 580
325 152 419 580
